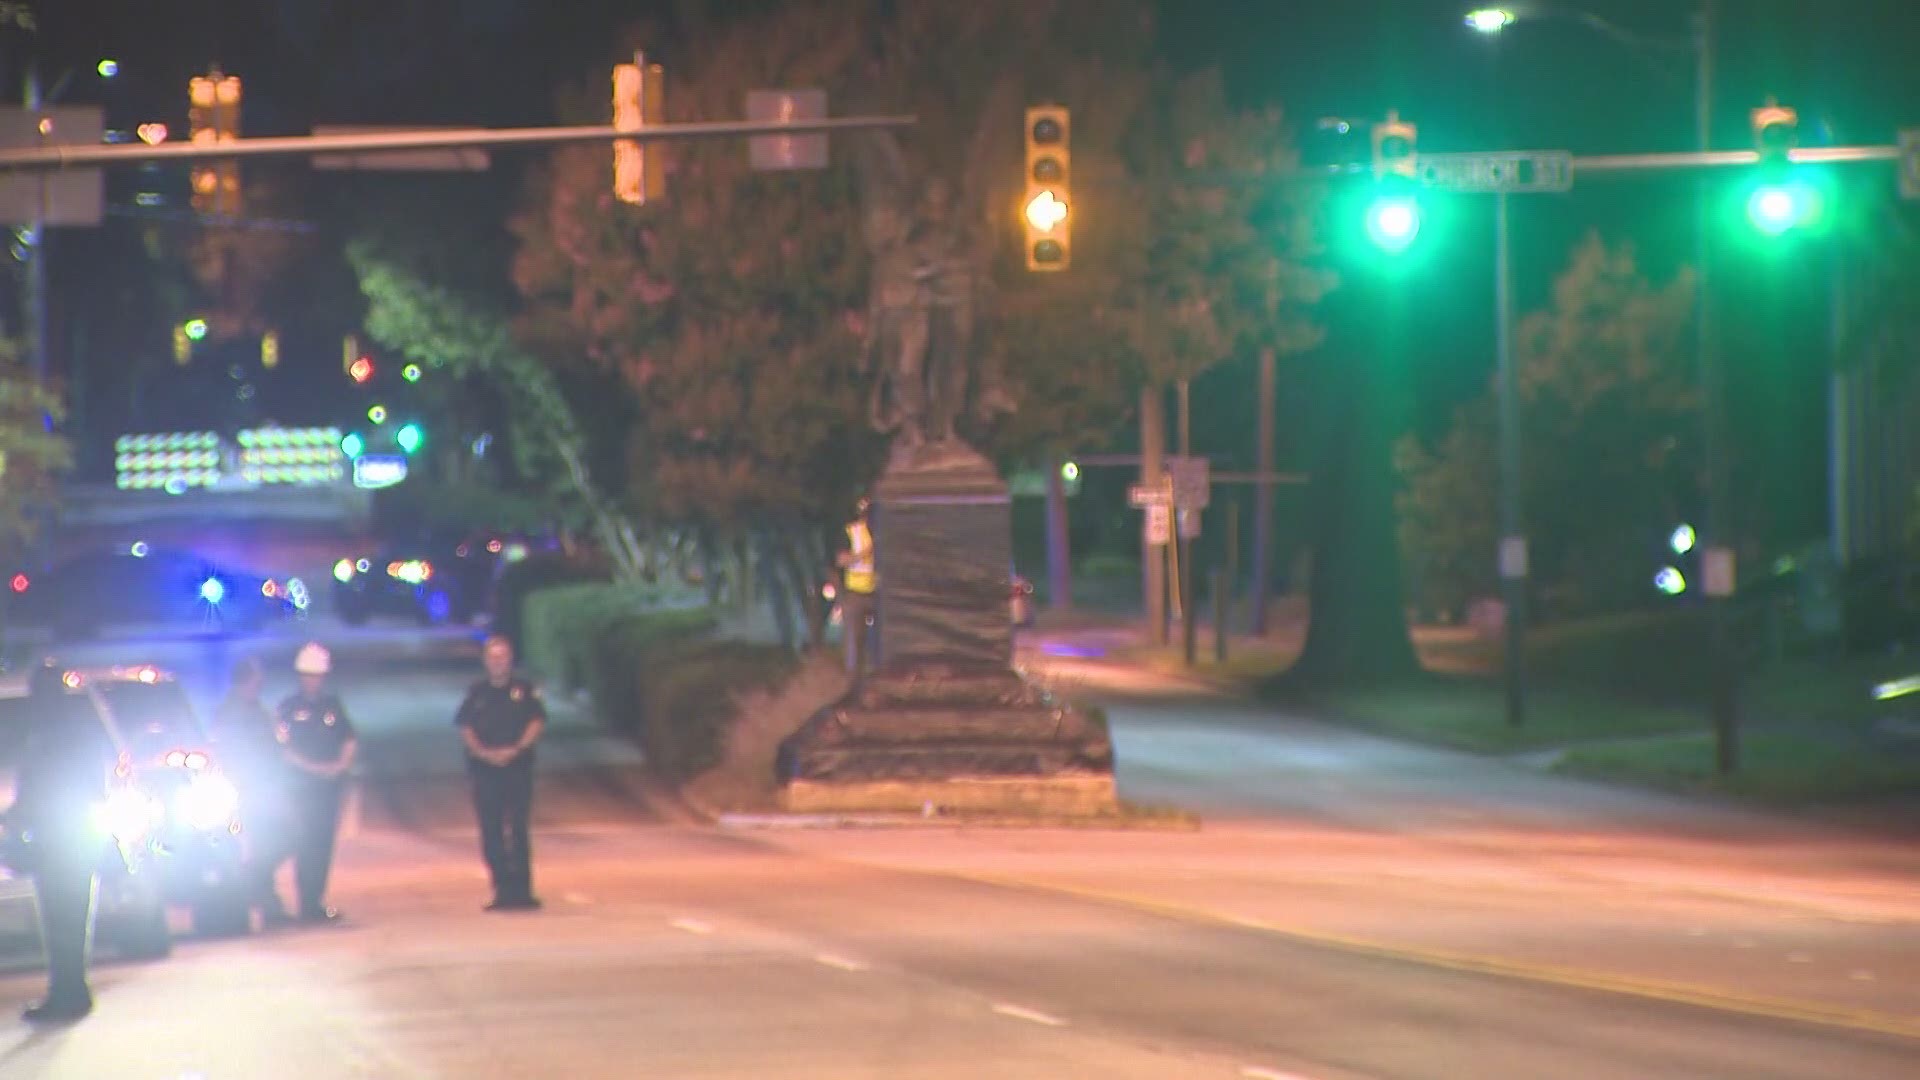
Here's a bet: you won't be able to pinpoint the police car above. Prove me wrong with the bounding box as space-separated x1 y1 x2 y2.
7 545 309 642
0 664 254 957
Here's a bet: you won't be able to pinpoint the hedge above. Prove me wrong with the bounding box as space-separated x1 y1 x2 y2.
492 554 604 649
521 581 800 781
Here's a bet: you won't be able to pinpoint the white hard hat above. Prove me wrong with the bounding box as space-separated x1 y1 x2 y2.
294 642 332 675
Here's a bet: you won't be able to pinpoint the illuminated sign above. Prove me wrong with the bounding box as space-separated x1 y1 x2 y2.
352 454 409 490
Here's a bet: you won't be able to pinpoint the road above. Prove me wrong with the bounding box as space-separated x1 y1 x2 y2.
0 623 1912 1078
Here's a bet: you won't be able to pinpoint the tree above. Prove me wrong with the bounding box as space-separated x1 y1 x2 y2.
347 240 647 579
1397 234 1698 621
0 343 71 576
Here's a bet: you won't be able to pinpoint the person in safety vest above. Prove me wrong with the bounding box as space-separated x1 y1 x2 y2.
837 495 878 676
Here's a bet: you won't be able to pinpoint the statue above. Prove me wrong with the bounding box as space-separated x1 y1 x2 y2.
857 135 1012 458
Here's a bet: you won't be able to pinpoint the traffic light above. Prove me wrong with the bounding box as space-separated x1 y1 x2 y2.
1366 111 1421 254
1745 101 1821 235
368 404 388 425
261 331 280 370
397 423 424 455
613 57 666 205
349 356 374 383
188 68 241 217
173 325 191 365
402 363 422 383
1023 105 1070 271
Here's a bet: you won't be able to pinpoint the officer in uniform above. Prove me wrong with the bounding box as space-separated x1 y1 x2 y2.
837 495 879 676
274 642 357 924
5 662 113 1022
454 635 545 911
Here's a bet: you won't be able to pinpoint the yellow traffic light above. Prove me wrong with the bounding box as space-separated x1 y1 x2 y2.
188 69 241 216
613 57 666 205
261 330 280 369
1023 105 1070 271
173 325 191 365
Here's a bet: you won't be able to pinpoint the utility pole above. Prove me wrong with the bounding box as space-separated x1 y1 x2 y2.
1140 385 1167 645
1694 0 1740 773
1178 378 1197 664
1250 344 1277 635
1495 191 1526 727
1044 456 1072 610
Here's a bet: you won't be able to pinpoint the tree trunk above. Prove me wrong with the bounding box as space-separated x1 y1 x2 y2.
1293 281 1420 684
757 532 800 649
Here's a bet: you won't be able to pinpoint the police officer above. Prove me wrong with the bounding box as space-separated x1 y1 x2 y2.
5 662 113 1022
837 495 878 676
213 655 294 927
275 642 357 924
455 635 545 910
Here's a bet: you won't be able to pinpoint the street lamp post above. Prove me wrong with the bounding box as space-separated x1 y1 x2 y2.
1467 4 1735 766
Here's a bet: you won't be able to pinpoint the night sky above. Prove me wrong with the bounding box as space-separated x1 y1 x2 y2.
14 0 1920 502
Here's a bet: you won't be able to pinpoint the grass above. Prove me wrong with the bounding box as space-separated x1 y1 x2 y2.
1553 727 1920 805
1280 679 1703 754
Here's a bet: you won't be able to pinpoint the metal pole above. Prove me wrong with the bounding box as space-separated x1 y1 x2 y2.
1251 345 1277 635
1044 455 1072 610
1828 251 1850 567
1695 0 1739 774
24 62 46 381
1212 568 1228 664
1495 191 1526 727
1177 378 1196 665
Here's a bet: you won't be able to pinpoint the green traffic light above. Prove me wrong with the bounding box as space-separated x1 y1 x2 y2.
397 423 424 454
1745 179 1821 235
1365 195 1421 253
402 363 422 383
183 318 209 341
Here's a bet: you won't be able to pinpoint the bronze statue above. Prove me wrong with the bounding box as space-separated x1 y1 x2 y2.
856 134 1012 456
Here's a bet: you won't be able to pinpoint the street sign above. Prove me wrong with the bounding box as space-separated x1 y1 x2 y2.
1128 483 1170 508
1900 128 1919 200
1417 150 1572 194
1498 536 1529 581
0 106 104 225
1144 504 1171 546
1703 546 1736 599
747 90 828 171
1177 508 1201 540
312 126 490 171
1166 455 1211 509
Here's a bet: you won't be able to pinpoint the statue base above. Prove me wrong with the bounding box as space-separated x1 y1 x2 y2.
774 440 1116 816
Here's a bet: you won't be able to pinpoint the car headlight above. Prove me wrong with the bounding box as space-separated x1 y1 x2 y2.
177 773 240 831
92 788 163 842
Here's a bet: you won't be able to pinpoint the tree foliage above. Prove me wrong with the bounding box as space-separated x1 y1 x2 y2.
1397 234 1698 620
0 344 71 560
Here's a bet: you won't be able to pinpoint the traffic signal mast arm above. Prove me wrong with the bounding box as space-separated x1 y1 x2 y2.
0 115 918 173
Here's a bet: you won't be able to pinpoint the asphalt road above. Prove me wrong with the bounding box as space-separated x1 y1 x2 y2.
0 623 1911 1078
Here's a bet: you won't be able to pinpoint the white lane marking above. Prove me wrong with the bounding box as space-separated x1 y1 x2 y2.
1242 1068 1317 1080
991 1002 1067 1027
563 891 592 906
1787 951 1813 964
670 917 714 935
1849 970 1877 982
813 952 868 972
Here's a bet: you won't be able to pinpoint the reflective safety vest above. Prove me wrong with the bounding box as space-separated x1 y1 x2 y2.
844 520 877 594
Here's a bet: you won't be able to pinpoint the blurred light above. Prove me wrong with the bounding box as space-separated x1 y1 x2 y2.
262 580 280 598
165 750 187 768
63 671 82 689
333 558 356 583
355 558 371 573
1872 675 1920 701
1465 8 1514 33
367 405 388 425
471 433 493 457
136 122 167 145
97 59 120 78
388 559 432 585
1669 524 1696 556
136 666 158 684
349 356 374 383
9 573 28 593
1060 461 1081 482
341 432 366 458
179 773 239 829
93 789 162 842
1024 190 1068 232
396 423 423 454
486 539 504 554
1654 566 1688 596
502 543 529 564
130 541 150 558
184 751 209 770
199 577 226 604
1746 180 1822 235
183 318 209 341
1366 196 1421 252
402 363 422 383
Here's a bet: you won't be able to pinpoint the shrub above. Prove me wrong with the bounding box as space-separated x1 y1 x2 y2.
522 582 700 692
620 637 802 781
493 554 603 648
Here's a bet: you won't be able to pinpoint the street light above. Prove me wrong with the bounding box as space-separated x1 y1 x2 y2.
1465 8 1514 33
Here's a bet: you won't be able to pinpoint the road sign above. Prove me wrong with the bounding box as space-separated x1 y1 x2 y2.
0 106 104 225
1900 128 1919 200
312 126 490 171
1144 504 1171 546
1703 546 1736 599
1498 536 1528 581
1166 455 1211 509
1177 508 1201 540
1128 483 1170 508
747 90 828 171
1417 150 1572 194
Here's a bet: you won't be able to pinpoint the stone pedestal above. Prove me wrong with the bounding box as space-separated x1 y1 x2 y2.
776 441 1117 815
